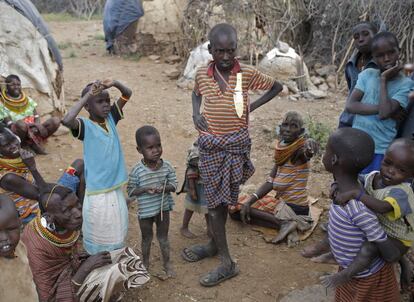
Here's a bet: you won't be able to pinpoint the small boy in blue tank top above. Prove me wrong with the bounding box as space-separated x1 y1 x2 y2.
346 32 414 174
62 79 132 255
127 125 177 278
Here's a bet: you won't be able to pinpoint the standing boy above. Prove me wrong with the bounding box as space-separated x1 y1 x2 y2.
181 23 282 286
62 80 132 254
338 22 378 128
323 128 400 301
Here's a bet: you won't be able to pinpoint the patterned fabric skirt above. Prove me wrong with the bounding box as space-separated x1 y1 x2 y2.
82 187 128 255
335 263 400 302
77 247 150 302
198 128 254 209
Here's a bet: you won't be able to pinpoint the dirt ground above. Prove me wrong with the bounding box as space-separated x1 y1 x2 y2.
37 19 348 302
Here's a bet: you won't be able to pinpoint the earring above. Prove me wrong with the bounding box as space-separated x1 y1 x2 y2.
40 215 56 232
47 221 56 232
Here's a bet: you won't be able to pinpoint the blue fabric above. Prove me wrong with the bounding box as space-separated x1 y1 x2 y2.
338 51 378 128
57 172 80 193
80 113 127 194
103 0 144 50
352 69 414 154
361 154 384 175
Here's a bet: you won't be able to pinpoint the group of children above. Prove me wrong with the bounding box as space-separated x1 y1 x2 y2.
1 19 414 301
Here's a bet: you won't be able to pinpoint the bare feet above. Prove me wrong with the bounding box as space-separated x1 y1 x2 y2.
311 252 337 264
270 221 297 245
287 230 299 248
164 262 176 278
320 271 351 288
301 237 330 258
180 227 196 239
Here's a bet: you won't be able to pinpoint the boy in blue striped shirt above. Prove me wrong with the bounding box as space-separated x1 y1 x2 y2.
127 125 177 278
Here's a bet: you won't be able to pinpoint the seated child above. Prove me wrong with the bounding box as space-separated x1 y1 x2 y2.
127 126 177 277
62 79 132 255
229 111 318 246
178 141 209 238
321 128 401 300
321 138 414 289
0 194 37 301
0 74 60 154
346 32 414 174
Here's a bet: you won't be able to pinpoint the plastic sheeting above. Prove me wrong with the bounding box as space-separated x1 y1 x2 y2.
3 0 62 70
103 0 144 50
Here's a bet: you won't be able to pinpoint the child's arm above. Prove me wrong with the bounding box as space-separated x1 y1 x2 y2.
159 164 178 194
336 189 393 213
378 65 404 119
250 81 283 112
192 91 208 131
345 89 379 115
187 177 198 201
0 150 44 200
101 79 132 111
62 88 94 130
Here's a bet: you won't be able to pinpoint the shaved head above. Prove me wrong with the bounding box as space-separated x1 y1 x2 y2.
208 23 237 46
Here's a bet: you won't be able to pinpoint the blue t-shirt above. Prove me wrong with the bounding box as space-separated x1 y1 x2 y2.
73 104 128 194
352 68 414 154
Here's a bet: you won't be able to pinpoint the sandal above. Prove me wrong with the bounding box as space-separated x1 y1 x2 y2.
199 263 240 287
181 245 215 262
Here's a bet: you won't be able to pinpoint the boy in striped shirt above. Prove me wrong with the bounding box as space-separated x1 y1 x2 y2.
322 128 400 301
181 23 283 286
127 125 178 278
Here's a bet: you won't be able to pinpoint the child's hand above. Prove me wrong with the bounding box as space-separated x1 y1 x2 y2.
146 187 158 194
193 114 208 131
381 63 402 81
334 189 360 205
190 189 198 201
100 79 115 90
20 149 36 170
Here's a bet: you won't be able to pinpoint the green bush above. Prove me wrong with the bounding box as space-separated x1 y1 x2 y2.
305 117 332 150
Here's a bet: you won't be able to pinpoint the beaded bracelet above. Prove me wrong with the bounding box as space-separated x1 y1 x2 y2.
71 279 82 287
120 95 130 102
252 193 259 200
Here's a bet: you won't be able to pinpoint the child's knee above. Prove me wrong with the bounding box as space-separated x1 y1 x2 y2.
71 159 84 173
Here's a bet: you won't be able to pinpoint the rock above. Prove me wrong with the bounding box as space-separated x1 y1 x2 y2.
148 55 160 61
164 68 180 80
318 83 329 91
303 89 327 99
326 74 337 89
165 55 181 64
310 76 324 86
280 284 334 302
288 95 298 101
262 125 272 133
315 65 336 77
279 85 289 96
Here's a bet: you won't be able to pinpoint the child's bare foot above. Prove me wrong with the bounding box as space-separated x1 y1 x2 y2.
311 252 337 264
164 262 176 278
287 230 299 247
301 238 330 258
270 221 297 244
180 227 196 239
320 271 350 288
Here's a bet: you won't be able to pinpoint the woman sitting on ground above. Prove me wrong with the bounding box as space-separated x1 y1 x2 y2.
22 183 150 302
230 111 318 246
0 74 60 154
0 124 85 224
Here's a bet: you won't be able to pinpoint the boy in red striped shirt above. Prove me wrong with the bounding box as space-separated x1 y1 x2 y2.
181 23 282 286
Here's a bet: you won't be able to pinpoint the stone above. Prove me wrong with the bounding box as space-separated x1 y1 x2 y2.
315 65 336 77
164 68 180 80
279 85 289 96
310 76 324 86
318 83 329 91
165 55 181 64
303 89 327 99
326 74 337 89
148 55 160 61
288 95 298 101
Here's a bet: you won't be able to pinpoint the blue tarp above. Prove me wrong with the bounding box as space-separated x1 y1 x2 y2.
103 0 144 50
4 0 63 70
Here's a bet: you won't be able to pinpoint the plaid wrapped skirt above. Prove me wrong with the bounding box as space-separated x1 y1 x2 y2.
198 128 254 209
